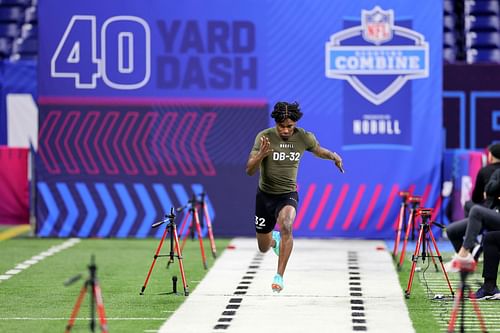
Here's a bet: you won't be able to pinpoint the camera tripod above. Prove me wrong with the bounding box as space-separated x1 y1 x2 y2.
447 269 487 333
397 195 421 270
392 191 409 259
140 208 189 296
405 208 454 298
177 194 208 269
199 192 217 259
64 255 108 333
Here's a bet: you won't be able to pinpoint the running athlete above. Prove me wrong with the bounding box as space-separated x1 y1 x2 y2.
246 101 344 292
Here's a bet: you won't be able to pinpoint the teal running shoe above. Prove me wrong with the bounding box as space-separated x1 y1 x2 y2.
272 273 283 293
272 231 280 256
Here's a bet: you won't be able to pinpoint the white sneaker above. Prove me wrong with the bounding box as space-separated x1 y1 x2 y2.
490 293 500 300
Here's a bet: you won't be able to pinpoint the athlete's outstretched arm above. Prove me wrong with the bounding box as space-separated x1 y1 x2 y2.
246 136 273 176
311 145 344 173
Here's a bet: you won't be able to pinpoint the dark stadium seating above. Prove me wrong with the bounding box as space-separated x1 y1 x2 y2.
466 0 499 16
465 15 500 32
444 0 454 16
444 14 457 33
0 1 500 63
0 6 23 23
466 31 500 49
0 0 31 5
467 48 500 63
0 22 18 38
462 1 500 63
0 0 36 60
444 47 458 63
11 34 35 59
0 36 11 57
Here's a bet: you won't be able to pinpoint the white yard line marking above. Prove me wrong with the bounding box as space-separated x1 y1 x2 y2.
0 238 80 283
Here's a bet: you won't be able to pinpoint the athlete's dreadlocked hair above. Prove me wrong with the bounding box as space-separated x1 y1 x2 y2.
271 101 303 123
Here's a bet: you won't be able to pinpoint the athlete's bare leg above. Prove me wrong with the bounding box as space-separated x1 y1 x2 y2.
256 232 274 253
276 205 296 276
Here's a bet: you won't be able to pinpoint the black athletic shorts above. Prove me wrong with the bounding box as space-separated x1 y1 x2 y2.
254 188 299 234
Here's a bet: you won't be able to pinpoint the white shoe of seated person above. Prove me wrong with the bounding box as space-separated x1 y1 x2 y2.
489 293 500 300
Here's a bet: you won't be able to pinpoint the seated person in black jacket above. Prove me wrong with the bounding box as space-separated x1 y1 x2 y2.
446 143 500 254
446 167 500 274
465 143 500 215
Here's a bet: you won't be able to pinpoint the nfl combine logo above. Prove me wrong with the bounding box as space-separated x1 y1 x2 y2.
325 6 429 105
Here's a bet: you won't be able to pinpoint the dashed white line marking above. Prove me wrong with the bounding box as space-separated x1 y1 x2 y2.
0 238 80 283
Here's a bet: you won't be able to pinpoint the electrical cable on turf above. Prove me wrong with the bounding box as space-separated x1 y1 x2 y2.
417 256 453 327
417 254 433 299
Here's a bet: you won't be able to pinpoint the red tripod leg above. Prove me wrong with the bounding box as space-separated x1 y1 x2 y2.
65 284 88 333
180 217 193 252
94 283 109 333
405 223 424 298
468 291 488 332
392 202 406 258
447 288 463 332
398 209 415 269
140 226 169 295
172 223 189 296
193 207 208 269
428 230 454 295
177 213 190 240
203 205 217 259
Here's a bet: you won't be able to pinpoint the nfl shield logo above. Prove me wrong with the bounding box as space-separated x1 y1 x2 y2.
362 6 393 45
325 6 429 105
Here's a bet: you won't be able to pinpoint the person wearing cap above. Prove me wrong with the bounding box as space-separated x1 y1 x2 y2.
446 143 500 254
467 143 500 214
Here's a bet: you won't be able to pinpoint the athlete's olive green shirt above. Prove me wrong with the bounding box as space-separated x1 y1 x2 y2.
251 127 318 194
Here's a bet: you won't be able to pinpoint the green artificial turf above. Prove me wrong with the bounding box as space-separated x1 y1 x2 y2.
2 232 499 333
0 237 230 333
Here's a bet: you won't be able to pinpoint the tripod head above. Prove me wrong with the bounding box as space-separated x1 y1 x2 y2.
88 254 97 281
175 195 197 212
64 273 83 287
398 191 410 201
176 192 207 213
152 208 176 228
166 207 176 221
64 255 97 287
408 195 421 208
415 208 445 229
416 207 432 218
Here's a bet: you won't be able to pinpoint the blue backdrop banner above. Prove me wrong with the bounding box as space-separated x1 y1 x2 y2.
37 0 442 238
